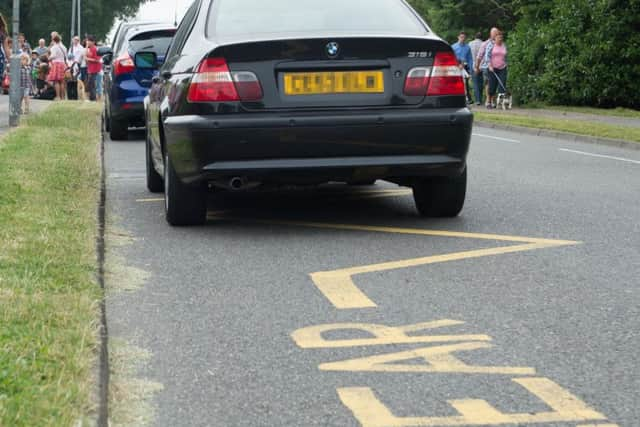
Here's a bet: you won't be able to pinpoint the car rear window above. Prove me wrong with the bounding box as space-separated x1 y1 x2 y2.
209 0 427 38
126 30 176 56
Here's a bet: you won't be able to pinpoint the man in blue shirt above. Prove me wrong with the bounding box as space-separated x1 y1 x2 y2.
451 31 473 103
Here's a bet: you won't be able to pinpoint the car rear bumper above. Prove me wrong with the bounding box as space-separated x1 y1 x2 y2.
110 100 144 122
162 108 473 184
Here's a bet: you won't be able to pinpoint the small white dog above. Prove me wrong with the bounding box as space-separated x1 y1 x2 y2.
496 92 513 110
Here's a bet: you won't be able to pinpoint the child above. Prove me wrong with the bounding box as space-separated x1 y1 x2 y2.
30 51 39 95
19 53 33 114
35 55 49 98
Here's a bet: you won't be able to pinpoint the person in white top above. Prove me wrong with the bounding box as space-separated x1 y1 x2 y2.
68 36 87 81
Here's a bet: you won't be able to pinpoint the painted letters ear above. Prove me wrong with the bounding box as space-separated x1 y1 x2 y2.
338 378 608 427
320 342 534 375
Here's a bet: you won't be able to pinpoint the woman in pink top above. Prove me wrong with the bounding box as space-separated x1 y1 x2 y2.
487 32 508 108
47 34 67 100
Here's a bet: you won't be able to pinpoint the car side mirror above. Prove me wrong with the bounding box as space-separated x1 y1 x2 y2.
97 46 112 57
135 52 158 69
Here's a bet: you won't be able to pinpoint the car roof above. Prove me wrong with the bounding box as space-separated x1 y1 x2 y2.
124 23 176 41
113 21 172 52
114 22 176 55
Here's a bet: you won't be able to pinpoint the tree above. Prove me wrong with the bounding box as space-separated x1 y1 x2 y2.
408 0 518 42
0 0 146 43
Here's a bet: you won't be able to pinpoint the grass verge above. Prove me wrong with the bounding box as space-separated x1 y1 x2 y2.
0 102 103 426
529 104 640 119
474 111 640 143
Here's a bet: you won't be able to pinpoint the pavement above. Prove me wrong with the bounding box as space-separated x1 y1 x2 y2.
105 126 640 426
0 93 54 134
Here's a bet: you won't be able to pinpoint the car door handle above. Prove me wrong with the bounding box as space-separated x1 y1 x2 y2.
161 71 172 79
141 79 153 85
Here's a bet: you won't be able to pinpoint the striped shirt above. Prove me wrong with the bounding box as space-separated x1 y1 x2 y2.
20 65 33 90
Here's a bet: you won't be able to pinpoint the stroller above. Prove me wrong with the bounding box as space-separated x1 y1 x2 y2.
491 70 512 110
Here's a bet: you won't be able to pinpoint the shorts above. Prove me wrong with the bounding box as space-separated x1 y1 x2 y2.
95 73 103 96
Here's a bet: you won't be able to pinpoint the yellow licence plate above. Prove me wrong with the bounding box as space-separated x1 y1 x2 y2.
283 71 384 95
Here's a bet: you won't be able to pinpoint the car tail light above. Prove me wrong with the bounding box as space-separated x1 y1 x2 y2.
187 58 263 102
427 51 465 96
113 53 135 76
231 71 263 101
403 67 431 96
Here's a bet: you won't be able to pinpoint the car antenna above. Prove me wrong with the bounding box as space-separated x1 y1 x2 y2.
174 0 178 26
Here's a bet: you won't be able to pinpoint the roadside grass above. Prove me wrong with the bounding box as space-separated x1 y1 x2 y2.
0 102 102 426
528 104 640 119
474 111 640 143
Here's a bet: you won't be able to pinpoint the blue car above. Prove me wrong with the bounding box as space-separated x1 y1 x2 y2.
104 23 176 140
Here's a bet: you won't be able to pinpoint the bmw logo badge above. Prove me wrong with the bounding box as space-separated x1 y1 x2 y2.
326 42 340 58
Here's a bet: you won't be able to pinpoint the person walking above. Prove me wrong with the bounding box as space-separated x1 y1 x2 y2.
85 35 101 101
19 53 33 113
468 32 484 105
487 31 508 108
475 27 498 107
47 34 68 100
451 31 473 104
0 14 9 79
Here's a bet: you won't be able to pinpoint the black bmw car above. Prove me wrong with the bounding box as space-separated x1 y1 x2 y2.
142 0 473 226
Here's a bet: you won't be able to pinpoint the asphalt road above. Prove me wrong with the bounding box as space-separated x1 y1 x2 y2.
105 124 640 427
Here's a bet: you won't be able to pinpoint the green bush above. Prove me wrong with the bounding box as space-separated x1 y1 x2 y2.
509 0 640 108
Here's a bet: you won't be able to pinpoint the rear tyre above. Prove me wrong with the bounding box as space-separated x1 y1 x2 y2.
164 152 206 226
412 168 467 217
109 117 128 140
146 129 164 193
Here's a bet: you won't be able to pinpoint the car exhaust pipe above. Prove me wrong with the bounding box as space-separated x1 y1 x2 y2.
229 177 246 190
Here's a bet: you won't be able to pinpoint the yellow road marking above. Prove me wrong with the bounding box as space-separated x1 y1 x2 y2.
138 193 579 309
136 197 165 202
320 341 535 375
344 189 412 200
291 320 489 349
210 216 579 309
135 188 410 204
577 424 620 427
253 219 578 245
310 242 572 309
338 377 606 426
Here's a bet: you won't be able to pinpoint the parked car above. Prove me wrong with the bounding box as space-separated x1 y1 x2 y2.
103 23 175 140
143 0 472 226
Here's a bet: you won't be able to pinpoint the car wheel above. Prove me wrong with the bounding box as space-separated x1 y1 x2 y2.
412 168 467 217
109 117 128 140
146 129 164 193
164 152 207 226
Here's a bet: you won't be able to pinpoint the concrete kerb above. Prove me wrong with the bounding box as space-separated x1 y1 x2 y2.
475 120 640 151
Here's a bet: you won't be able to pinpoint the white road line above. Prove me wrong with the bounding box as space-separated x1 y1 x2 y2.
472 133 521 143
558 148 640 165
